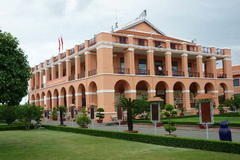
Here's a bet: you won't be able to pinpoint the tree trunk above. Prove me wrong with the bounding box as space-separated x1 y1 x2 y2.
60 111 63 125
127 108 133 131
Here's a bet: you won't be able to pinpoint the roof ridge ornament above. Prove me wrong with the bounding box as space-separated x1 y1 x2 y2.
135 10 147 21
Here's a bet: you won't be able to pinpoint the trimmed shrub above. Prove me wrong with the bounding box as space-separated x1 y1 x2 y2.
41 125 240 155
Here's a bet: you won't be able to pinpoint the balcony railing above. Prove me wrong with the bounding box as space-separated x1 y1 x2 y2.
172 71 184 77
135 69 150 75
79 43 85 51
78 72 85 79
217 73 226 78
36 86 39 89
188 72 200 77
88 69 97 76
113 36 128 44
135 38 148 46
216 48 223 55
68 75 75 81
204 73 214 78
62 52 66 58
69 48 75 55
202 47 211 54
114 68 130 74
89 37 96 46
155 70 168 76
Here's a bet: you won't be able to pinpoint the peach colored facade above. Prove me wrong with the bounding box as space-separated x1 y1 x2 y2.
29 19 233 121
218 65 240 95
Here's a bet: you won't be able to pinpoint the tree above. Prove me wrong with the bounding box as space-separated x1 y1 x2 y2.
17 103 36 129
116 97 139 131
76 107 91 128
57 106 67 126
0 30 31 105
33 105 44 124
0 105 17 125
132 97 150 119
163 104 177 135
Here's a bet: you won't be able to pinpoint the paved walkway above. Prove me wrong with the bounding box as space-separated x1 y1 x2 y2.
40 119 240 142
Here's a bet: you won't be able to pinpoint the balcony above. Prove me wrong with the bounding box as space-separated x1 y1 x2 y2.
134 38 148 46
155 70 168 76
79 43 85 51
88 69 97 76
89 37 96 46
204 73 214 78
216 48 223 55
135 69 150 75
188 72 200 77
78 72 85 79
69 48 75 55
217 73 226 78
114 68 130 74
113 36 128 44
172 71 184 77
202 47 211 54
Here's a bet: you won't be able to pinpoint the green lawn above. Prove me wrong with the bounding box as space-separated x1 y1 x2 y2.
0 130 240 160
171 116 240 123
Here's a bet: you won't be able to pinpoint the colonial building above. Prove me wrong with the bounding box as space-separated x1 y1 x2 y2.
29 16 233 120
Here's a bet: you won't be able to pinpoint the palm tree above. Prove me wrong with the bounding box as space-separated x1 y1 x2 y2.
116 97 139 131
57 106 67 126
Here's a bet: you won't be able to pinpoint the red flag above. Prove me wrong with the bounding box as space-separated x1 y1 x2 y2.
61 37 63 51
58 38 60 52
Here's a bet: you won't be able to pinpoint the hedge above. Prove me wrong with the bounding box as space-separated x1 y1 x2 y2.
0 125 27 131
42 125 240 155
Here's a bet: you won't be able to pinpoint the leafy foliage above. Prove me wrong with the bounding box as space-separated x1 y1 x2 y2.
96 108 105 120
76 107 91 128
115 97 139 131
52 107 58 119
0 105 17 125
57 106 67 126
17 103 36 129
132 97 150 119
0 31 31 105
34 105 44 123
163 104 177 134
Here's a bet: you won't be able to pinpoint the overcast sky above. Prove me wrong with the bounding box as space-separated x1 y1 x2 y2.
1 0 240 68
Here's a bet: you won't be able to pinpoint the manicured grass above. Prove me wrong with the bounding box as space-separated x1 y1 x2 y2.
0 130 240 160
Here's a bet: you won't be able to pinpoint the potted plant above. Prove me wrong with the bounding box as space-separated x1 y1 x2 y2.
96 108 105 123
179 107 186 116
76 107 91 128
218 104 225 114
171 110 177 117
163 104 177 136
52 107 58 121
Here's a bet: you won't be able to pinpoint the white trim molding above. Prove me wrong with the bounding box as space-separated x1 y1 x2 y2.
147 50 154 53
59 96 64 98
210 91 219 93
182 90 190 93
210 57 217 60
148 90 156 93
165 52 171 55
84 51 92 55
223 58 231 61
196 55 203 59
51 96 57 99
66 94 73 97
166 90 174 93
197 90 205 94
97 90 115 93
96 45 113 50
181 53 188 57
65 59 71 62
124 90 137 93
45 98 51 100
75 55 80 59
75 93 82 96
224 90 234 93
85 92 97 95
127 48 134 52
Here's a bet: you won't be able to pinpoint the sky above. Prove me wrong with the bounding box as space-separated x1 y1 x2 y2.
1 0 240 103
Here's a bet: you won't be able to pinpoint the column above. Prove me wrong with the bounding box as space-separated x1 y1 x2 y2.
46 98 51 110
96 45 113 74
66 94 72 108
51 65 56 80
39 71 43 88
182 90 190 108
210 56 217 78
224 90 234 100
85 51 91 77
196 55 203 77
52 97 57 108
45 68 50 82
147 50 155 75
166 90 174 105
75 93 82 109
124 48 135 74
58 62 63 78
66 59 71 80
35 73 39 89
59 96 64 106
165 52 172 76
75 55 81 79
223 48 232 79
181 53 188 77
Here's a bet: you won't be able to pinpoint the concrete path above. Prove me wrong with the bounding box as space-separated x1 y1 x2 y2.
40 119 240 142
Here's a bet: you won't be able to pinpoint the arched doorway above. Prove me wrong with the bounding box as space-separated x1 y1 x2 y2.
68 86 76 106
155 81 168 105
60 87 67 107
204 82 215 94
218 83 228 104
173 81 185 108
53 89 59 107
46 91 52 110
31 94 35 104
136 80 150 99
77 84 86 107
114 80 131 101
189 82 200 108
36 93 40 106
88 81 98 107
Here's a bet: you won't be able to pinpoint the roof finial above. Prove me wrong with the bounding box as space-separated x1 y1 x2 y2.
135 9 147 21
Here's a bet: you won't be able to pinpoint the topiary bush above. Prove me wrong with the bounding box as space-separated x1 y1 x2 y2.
76 107 91 128
163 104 177 135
